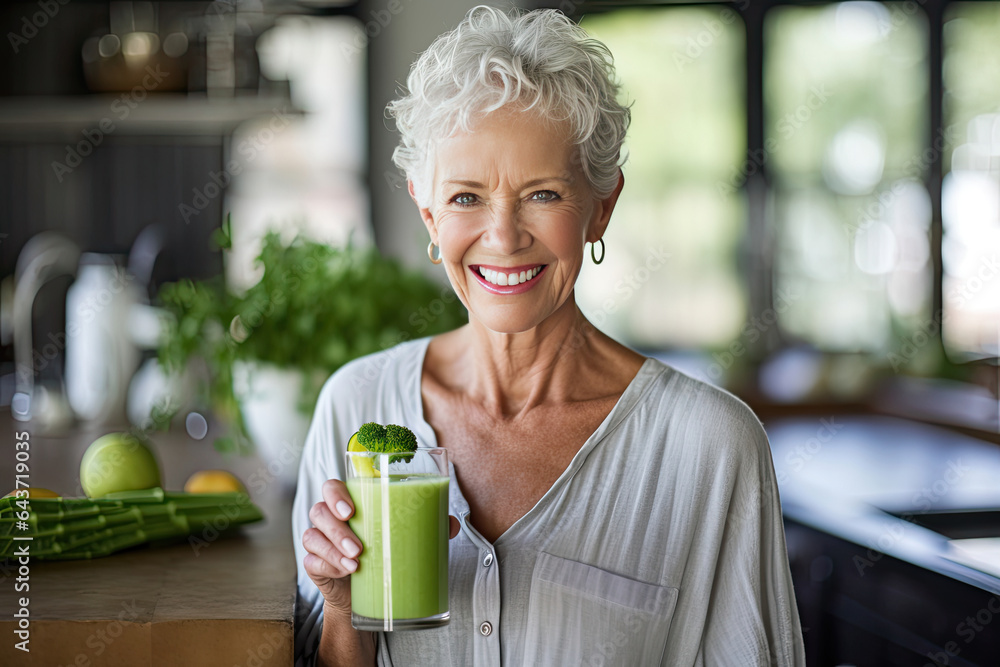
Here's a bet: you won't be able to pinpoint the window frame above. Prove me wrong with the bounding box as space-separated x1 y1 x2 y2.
541 0 1000 358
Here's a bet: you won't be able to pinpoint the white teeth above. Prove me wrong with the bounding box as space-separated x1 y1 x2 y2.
478 266 543 286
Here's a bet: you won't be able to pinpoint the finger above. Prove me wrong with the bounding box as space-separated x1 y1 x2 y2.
303 552 344 581
321 479 354 520
302 527 358 576
449 515 460 539
308 502 362 560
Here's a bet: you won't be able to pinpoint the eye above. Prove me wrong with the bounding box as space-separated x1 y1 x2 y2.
451 193 478 207
530 190 560 202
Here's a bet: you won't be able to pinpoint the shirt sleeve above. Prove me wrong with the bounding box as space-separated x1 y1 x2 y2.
697 415 807 667
292 376 333 667
291 359 397 667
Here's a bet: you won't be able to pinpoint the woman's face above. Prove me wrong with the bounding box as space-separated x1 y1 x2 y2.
411 106 623 335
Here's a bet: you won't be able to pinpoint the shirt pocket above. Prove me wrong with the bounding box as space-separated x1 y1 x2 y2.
522 552 678 667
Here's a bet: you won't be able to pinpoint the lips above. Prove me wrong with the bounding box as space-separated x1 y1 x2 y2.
469 264 547 295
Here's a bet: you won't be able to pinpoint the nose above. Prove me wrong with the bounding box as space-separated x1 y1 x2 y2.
482 202 531 255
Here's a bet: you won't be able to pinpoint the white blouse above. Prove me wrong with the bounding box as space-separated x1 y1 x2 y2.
292 337 806 666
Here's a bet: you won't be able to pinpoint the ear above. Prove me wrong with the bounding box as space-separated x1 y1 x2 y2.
586 170 625 244
408 180 437 241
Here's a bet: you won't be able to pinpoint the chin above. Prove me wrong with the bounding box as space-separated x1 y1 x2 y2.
471 307 549 335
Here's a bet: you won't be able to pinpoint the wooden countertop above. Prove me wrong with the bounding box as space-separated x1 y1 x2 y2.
0 413 297 667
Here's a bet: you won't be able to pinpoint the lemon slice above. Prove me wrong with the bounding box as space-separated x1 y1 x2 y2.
348 431 379 478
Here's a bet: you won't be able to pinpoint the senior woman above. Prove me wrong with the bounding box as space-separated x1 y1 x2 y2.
293 6 804 666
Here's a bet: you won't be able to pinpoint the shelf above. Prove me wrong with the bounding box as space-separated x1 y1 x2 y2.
0 94 298 139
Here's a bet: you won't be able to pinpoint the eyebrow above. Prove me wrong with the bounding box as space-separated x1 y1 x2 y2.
442 177 572 189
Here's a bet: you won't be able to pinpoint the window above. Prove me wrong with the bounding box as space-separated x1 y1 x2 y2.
562 0 999 395
942 2 1000 361
766 3 930 352
579 7 747 349
225 15 370 290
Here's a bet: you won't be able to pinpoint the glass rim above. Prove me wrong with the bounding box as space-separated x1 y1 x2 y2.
345 446 446 455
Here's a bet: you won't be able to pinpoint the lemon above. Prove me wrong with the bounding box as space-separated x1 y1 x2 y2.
184 470 247 494
4 487 60 499
348 431 379 478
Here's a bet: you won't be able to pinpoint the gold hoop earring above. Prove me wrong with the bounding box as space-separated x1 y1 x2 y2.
427 241 443 265
591 238 605 265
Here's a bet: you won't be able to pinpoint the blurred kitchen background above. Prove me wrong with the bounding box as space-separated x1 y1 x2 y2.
0 1 998 665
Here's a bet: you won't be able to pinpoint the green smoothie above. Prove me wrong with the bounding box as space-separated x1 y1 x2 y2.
346 474 449 624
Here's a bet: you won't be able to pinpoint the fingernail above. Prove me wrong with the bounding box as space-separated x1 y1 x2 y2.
336 501 352 520
341 538 360 558
341 557 358 573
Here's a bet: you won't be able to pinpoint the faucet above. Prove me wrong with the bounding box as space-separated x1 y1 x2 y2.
9 232 80 423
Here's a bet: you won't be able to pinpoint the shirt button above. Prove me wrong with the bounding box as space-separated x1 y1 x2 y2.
483 552 493 567
479 621 493 636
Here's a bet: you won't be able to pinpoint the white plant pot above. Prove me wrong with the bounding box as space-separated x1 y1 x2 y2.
232 360 312 492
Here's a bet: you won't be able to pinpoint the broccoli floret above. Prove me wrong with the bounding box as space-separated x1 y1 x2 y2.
384 424 418 464
357 422 387 450
384 425 418 454
357 422 418 469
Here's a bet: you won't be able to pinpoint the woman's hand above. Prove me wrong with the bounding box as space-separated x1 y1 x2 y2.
301 479 461 616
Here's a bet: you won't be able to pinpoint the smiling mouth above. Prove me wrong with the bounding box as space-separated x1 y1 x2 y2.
474 265 545 287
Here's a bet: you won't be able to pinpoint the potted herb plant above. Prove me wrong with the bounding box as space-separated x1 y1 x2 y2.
155 221 466 485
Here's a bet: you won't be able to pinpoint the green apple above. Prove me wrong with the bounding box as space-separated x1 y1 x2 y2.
80 433 161 498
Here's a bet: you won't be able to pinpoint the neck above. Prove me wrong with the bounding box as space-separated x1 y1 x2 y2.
459 295 608 418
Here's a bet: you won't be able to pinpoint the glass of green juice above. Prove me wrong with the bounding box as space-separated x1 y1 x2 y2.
345 447 450 631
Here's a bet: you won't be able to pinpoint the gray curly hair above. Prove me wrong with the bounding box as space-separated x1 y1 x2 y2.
386 5 631 208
